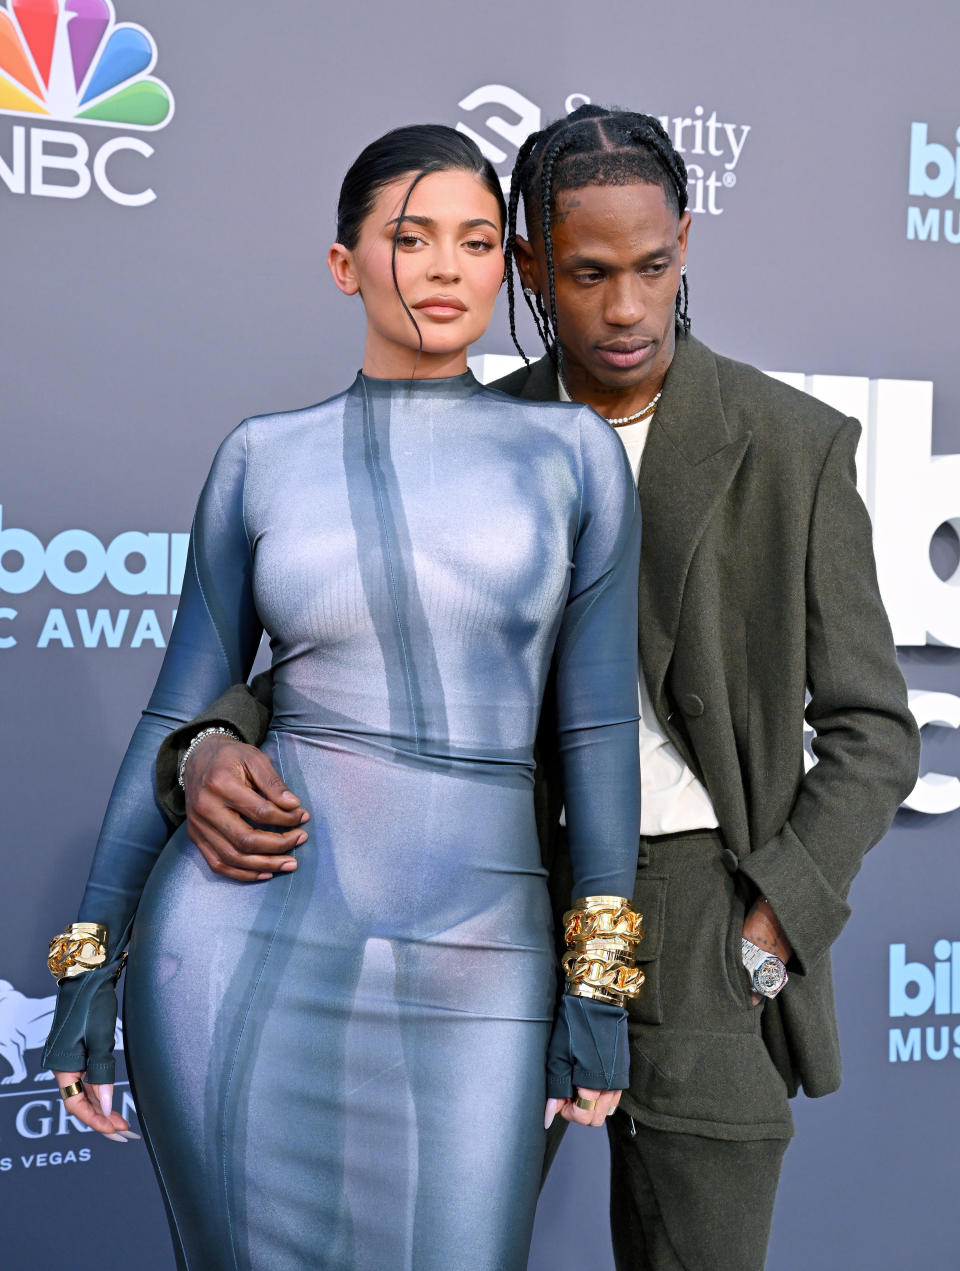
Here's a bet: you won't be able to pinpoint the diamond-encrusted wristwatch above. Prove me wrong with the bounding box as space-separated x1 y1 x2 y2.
740 937 788 998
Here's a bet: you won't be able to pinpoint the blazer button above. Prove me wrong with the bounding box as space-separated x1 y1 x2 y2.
680 693 705 717
720 848 739 874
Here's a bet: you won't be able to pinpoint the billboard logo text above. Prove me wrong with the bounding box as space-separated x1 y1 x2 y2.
906 122 960 244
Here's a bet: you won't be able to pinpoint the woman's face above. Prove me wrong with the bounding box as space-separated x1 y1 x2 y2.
329 168 504 378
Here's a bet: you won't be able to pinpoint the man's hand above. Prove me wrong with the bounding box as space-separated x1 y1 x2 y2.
742 897 792 1005
182 734 309 882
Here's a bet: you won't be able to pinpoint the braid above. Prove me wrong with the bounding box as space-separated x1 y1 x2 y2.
677 271 690 335
622 117 687 214
504 131 541 364
538 133 570 370
623 118 691 332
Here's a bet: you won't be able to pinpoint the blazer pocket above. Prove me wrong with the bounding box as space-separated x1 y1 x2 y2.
626 874 667 1026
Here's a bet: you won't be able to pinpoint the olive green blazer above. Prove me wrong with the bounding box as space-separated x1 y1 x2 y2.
496 334 920 1097
157 333 920 1099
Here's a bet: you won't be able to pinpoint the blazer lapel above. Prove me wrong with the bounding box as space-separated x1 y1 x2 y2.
638 336 751 718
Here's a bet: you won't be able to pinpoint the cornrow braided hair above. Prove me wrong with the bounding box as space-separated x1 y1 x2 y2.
504 104 691 369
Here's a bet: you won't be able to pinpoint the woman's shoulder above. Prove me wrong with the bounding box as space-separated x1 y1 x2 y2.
475 387 629 486
240 386 352 441
477 383 589 436
562 402 633 480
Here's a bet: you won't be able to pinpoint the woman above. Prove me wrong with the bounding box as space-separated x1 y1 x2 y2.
42 125 642 1270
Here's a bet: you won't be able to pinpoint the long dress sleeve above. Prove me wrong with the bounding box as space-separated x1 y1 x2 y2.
555 409 642 897
43 424 262 1082
547 408 643 1097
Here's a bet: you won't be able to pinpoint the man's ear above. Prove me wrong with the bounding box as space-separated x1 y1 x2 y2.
513 234 542 296
328 243 360 296
676 210 692 267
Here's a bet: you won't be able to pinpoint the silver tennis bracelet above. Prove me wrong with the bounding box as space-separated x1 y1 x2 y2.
177 726 239 789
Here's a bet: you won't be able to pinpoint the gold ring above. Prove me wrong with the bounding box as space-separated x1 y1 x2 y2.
59 1081 84 1101
575 1095 597 1111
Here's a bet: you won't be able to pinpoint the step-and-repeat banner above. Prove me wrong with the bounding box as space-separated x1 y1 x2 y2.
1 1 957 1267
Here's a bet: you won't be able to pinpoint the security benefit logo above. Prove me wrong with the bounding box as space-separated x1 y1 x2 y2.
0 504 187 650
0 977 133 1176
0 0 174 206
906 122 960 244
888 941 960 1064
456 85 750 216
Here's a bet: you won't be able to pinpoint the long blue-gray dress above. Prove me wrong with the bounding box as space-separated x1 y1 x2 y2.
67 371 641 1270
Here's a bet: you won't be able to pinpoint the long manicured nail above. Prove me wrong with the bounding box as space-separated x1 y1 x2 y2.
544 1099 558 1129
99 1088 113 1116
119 1130 141 1140
107 1132 128 1143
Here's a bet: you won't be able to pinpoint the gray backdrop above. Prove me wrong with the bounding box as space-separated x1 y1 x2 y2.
2 0 958 1267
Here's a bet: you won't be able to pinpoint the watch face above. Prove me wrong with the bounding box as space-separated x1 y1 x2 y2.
755 958 787 995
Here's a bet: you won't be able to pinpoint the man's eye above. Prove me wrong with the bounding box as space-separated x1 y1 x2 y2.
574 271 603 285
643 262 668 276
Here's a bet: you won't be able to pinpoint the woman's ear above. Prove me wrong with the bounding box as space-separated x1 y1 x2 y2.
328 243 360 296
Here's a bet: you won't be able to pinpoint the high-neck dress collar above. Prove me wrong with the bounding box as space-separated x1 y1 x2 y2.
354 369 484 400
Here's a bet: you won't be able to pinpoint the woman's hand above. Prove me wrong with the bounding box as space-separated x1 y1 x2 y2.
54 1071 140 1142
182 735 309 882
544 1087 622 1130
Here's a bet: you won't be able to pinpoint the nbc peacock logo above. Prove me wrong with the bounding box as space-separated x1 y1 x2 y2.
0 0 174 206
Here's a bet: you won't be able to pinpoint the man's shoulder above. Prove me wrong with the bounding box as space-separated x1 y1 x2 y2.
489 355 558 402
490 363 534 397
705 341 854 443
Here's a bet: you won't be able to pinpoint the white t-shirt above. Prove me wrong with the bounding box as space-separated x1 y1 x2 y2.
560 382 718 834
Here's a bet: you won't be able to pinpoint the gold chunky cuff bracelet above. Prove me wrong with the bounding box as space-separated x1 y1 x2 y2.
562 896 644 1007
47 923 109 981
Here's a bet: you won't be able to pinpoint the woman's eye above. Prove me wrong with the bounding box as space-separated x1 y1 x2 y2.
464 238 495 252
396 233 424 248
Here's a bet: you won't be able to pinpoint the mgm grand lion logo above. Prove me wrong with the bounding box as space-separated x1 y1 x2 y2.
0 979 123 1085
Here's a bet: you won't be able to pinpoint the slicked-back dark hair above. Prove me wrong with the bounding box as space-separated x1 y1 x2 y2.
337 124 507 365
504 105 690 369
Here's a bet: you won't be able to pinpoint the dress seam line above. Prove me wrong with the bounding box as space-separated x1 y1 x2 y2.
219 796 297 1269
359 375 422 751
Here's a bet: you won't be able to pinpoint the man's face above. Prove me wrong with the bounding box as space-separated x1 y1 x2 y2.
516 181 691 403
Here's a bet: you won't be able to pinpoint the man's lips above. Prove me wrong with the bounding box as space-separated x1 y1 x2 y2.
595 341 653 369
412 295 467 318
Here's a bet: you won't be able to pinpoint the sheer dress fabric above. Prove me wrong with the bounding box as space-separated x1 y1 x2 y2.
76 371 642 1270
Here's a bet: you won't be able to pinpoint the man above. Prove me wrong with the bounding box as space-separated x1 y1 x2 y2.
155 107 920 1269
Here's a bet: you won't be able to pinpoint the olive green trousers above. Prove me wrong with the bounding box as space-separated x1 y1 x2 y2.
544 831 795 1269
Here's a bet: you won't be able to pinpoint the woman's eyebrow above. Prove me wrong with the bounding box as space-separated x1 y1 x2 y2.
385 215 499 230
